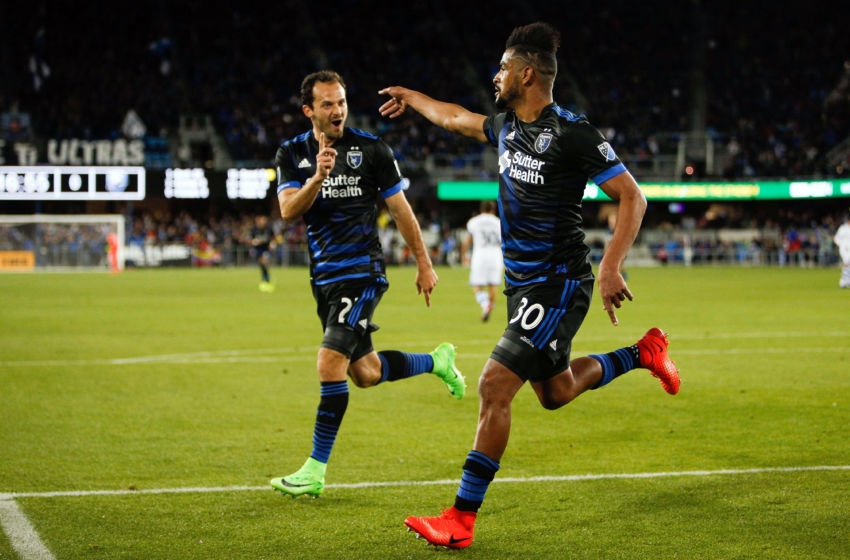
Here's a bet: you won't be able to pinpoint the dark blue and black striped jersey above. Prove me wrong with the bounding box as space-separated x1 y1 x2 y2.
250 224 273 251
275 127 404 285
483 103 628 286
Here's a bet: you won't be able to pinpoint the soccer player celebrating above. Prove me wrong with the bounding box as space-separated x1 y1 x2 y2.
379 23 680 548
462 200 503 321
270 71 466 498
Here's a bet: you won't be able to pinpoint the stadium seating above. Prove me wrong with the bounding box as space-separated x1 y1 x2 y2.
3 2 849 180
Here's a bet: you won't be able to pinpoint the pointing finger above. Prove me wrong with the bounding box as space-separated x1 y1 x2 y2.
319 132 325 152
604 304 619 326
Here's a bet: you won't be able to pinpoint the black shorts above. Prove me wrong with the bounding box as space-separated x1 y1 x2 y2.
490 275 594 382
251 245 271 260
312 275 389 362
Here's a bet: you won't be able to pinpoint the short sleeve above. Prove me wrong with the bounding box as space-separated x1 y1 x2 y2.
374 139 404 199
274 143 302 194
564 123 628 185
482 113 508 147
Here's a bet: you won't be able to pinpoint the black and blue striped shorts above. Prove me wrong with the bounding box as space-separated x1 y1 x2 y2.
491 275 594 382
312 275 389 361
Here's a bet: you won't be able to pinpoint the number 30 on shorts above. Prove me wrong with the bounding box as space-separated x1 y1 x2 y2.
509 297 545 330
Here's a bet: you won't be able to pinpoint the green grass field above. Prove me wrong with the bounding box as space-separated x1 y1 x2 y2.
1 265 849 559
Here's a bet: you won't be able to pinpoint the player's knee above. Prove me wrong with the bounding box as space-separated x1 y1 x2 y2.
347 352 381 388
316 348 350 381
347 364 380 388
348 372 374 388
535 378 579 410
538 391 571 410
477 368 512 408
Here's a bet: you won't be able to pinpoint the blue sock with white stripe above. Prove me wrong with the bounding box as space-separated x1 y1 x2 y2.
376 351 434 383
309 381 349 464
589 345 640 389
454 450 500 513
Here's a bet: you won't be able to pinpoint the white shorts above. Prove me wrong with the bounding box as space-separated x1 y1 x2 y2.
840 244 850 265
469 250 503 286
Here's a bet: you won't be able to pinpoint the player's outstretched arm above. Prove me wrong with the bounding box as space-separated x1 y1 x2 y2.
597 171 647 326
384 190 438 307
379 87 488 143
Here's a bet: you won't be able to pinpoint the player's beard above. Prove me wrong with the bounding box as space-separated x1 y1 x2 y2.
495 81 520 111
320 115 346 140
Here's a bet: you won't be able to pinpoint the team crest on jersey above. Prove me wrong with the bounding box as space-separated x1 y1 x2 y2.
535 132 553 153
346 150 363 169
597 142 617 161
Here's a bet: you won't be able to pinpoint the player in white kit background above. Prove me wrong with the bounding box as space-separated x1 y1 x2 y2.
462 200 504 321
835 214 850 288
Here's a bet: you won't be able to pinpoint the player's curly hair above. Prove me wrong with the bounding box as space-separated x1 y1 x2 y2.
301 70 346 108
505 22 560 79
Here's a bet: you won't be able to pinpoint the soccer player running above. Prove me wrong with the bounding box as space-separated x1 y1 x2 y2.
250 215 276 292
462 200 503 321
270 71 466 498
379 23 680 548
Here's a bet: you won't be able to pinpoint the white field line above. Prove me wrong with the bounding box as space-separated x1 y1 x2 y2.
2 465 846 560
2 465 849 501
2 331 848 368
0 499 56 560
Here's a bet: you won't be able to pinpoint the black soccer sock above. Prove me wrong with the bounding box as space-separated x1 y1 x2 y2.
376 350 434 383
454 450 500 513
260 264 270 282
309 381 349 463
589 345 640 389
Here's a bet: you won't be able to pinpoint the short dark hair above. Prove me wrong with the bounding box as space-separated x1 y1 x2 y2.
480 200 497 214
505 22 560 80
300 70 346 108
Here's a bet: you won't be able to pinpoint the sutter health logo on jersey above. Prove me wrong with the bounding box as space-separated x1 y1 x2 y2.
322 175 363 198
499 149 546 185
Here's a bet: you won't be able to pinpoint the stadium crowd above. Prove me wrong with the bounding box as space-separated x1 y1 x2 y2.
115 204 847 269
1 203 844 269
3 2 850 179
2 3 849 270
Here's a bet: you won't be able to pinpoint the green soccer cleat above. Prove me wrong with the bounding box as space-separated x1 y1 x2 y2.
259 281 275 293
430 343 466 400
270 457 326 498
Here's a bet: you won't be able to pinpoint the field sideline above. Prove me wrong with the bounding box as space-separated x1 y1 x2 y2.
1 266 849 559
